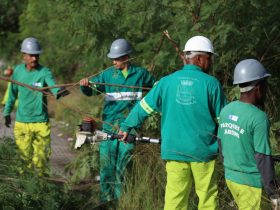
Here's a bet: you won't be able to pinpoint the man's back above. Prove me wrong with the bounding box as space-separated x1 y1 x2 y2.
218 100 270 187
133 64 227 162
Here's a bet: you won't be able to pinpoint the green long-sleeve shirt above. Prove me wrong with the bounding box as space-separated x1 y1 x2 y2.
80 64 155 133
121 64 227 162
3 63 60 122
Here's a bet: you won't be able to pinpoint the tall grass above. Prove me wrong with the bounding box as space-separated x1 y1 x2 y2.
0 138 104 210
119 144 165 210
0 138 62 209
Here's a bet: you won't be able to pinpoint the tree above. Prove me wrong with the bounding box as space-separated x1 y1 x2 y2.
0 0 26 59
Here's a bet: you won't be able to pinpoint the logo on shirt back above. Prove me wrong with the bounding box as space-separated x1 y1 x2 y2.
228 114 238 122
176 78 197 105
220 114 244 139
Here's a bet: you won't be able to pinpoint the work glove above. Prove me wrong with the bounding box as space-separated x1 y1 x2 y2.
57 87 70 99
271 194 280 210
4 115 11 128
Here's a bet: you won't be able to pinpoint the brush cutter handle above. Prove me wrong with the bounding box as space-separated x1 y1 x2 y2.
107 134 136 143
107 134 161 144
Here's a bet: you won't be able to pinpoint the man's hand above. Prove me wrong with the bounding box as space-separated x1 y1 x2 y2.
79 78 90 86
271 195 280 210
5 115 11 128
118 130 129 142
3 67 13 76
57 87 70 99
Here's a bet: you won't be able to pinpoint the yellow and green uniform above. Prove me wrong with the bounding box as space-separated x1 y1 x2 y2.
80 64 155 201
218 100 276 209
3 63 60 175
121 64 227 209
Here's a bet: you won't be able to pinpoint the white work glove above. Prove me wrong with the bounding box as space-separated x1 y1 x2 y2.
271 195 280 210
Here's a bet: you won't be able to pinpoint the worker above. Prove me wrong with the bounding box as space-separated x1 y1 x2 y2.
119 35 227 210
3 37 69 176
79 38 155 203
218 59 279 209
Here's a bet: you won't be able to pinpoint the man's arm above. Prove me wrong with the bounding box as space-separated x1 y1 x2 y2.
3 79 18 127
3 80 18 117
44 69 60 96
80 73 105 96
44 68 69 99
254 116 279 202
121 100 152 133
119 100 155 141
120 81 162 139
255 153 278 197
80 78 93 96
211 79 228 121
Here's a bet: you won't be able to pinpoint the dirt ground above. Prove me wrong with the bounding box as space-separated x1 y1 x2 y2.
0 111 76 176
49 120 76 175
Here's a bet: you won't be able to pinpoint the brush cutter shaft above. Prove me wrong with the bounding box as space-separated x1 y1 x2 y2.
107 133 161 144
141 136 161 144
108 134 136 143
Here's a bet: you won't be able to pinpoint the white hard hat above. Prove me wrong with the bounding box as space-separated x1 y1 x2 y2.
183 35 215 55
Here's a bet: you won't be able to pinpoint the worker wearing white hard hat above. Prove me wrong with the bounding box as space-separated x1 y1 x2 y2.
120 35 227 209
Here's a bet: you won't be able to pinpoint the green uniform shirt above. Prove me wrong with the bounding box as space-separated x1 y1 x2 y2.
121 64 227 162
218 100 271 188
80 64 155 133
3 63 60 122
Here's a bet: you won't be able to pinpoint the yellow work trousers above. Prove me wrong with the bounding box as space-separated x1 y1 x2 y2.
14 122 51 176
226 179 263 210
164 160 218 210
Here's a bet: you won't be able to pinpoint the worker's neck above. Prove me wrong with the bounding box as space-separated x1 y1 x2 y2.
121 63 130 71
26 64 38 71
240 94 257 106
187 60 205 71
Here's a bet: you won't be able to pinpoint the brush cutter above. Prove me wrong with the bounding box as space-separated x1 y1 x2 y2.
74 117 160 149
74 130 160 149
